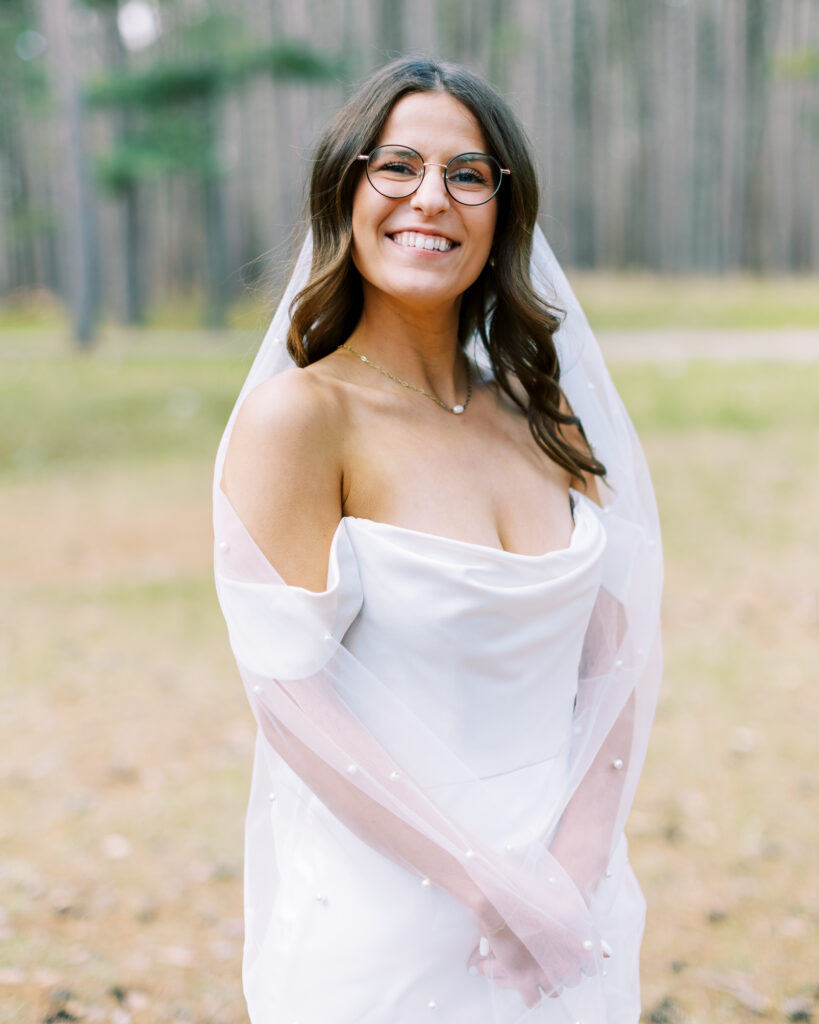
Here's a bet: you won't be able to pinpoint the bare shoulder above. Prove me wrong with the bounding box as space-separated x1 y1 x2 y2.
229 366 344 447
221 368 347 590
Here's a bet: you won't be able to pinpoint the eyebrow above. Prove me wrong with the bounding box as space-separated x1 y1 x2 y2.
374 144 493 158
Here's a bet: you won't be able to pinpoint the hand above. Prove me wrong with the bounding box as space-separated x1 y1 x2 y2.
466 924 611 1008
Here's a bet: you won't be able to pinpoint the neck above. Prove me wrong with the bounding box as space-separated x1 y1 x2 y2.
346 289 466 401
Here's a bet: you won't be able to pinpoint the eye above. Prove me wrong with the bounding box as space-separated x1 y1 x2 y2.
369 147 422 179
448 166 489 185
446 156 496 190
379 159 418 176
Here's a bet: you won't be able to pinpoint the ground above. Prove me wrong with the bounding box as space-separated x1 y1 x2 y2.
0 323 817 1023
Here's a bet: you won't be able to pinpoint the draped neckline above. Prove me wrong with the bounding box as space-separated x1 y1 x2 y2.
342 488 598 564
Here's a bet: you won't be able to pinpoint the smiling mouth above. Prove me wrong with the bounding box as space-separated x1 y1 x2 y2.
389 231 457 253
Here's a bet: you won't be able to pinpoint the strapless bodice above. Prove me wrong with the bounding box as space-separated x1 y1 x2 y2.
321 493 603 788
334 495 607 842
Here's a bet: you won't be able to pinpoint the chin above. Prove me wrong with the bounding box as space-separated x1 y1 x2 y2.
380 263 484 306
387 279 463 308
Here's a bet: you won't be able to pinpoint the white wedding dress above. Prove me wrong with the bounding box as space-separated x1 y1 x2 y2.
234 492 645 1024
214 227 662 1024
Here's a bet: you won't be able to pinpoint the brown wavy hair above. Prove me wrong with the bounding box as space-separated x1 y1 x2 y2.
287 57 605 482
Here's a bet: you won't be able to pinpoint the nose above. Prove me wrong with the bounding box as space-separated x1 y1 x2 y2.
409 163 451 215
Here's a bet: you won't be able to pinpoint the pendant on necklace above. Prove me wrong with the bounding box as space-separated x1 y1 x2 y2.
452 405 465 415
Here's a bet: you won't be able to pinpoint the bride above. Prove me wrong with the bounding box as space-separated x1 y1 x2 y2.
214 58 662 1024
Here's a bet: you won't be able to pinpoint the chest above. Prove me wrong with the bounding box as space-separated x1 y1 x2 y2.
340 386 574 556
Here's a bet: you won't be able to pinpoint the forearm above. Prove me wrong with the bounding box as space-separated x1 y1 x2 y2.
254 677 503 928
548 689 635 903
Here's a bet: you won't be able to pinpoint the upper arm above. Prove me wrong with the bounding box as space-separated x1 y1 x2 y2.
220 369 345 592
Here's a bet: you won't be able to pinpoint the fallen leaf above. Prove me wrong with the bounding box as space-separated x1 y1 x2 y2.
124 990 149 1011
101 834 133 860
727 725 757 755
702 970 771 1014
158 945 194 967
209 939 235 961
31 968 60 987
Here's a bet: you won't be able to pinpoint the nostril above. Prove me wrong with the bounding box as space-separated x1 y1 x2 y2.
411 175 452 209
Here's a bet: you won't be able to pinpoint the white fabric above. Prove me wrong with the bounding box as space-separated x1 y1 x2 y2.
213 225 663 1023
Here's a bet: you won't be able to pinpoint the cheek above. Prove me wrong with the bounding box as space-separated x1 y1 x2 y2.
351 179 390 235
485 207 498 245
350 182 385 272
468 208 497 262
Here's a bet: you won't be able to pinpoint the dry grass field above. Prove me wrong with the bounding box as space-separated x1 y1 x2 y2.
0 324 817 1024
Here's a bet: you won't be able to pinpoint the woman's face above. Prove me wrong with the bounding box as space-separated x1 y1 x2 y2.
351 91 498 313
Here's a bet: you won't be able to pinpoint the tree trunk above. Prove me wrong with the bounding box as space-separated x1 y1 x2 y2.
571 0 594 267
741 0 782 271
41 0 100 347
101 6 144 324
203 172 229 329
379 0 404 57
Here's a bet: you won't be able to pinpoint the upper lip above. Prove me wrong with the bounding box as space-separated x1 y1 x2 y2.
387 227 459 244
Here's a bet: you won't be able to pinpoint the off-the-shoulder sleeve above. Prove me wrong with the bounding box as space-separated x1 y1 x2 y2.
573 490 644 608
214 489 363 680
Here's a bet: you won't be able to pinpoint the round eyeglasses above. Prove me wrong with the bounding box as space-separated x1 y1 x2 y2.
357 145 510 206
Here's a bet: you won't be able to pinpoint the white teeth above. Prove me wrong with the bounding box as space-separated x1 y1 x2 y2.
392 231 453 252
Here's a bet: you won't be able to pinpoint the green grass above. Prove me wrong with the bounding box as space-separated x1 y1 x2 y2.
571 271 819 331
3 338 817 477
612 361 819 432
3 270 819 336
0 352 251 473
0 289 272 333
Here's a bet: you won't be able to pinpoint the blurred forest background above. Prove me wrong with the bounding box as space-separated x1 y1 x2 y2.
2 2 819 1024
2 0 819 341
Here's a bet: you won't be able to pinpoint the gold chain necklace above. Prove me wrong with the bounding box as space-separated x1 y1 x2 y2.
339 343 473 415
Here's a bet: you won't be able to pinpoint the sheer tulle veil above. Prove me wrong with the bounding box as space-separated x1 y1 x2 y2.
213 224 663 1022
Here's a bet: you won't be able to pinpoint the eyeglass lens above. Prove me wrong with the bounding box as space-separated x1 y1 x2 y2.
365 146 502 205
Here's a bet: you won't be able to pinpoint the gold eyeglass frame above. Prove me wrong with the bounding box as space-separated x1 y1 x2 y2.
357 145 511 206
